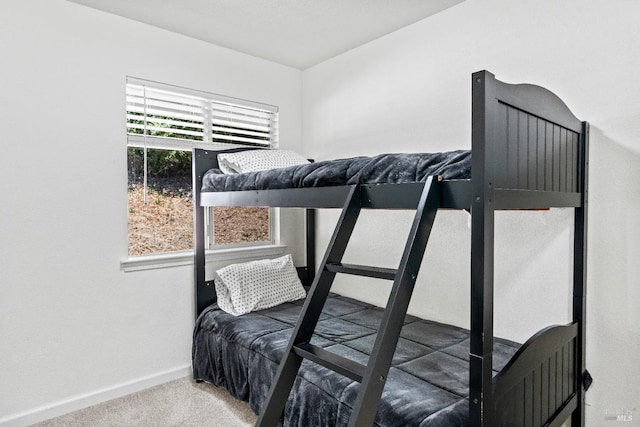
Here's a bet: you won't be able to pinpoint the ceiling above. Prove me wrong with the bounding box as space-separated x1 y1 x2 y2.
67 0 464 69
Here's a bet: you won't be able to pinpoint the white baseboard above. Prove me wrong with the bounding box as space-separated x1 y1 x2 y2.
0 364 192 427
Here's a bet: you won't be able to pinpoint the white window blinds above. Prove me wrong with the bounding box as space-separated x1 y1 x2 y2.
126 77 278 150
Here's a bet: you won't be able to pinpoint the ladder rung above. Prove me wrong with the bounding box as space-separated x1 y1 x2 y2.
293 343 365 382
325 262 397 280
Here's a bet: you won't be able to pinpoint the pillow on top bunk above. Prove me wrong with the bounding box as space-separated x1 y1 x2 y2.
214 254 306 316
217 149 309 174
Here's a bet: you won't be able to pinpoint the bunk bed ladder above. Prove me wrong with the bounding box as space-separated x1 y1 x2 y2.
257 176 441 427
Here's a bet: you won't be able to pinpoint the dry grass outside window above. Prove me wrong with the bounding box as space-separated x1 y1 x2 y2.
128 184 269 256
127 183 193 256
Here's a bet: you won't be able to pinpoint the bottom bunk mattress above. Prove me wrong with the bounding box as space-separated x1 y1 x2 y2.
192 293 520 426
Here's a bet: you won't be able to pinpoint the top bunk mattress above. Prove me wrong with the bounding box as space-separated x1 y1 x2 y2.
202 150 471 193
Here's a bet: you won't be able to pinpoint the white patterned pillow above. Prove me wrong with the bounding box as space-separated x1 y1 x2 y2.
214 254 306 316
217 149 309 174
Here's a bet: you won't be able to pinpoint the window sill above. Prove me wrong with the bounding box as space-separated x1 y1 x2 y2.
121 244 288 272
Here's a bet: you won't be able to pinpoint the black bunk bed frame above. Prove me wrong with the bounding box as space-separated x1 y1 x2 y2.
192 70 591 427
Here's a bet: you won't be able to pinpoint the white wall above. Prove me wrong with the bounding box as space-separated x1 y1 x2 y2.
2 0 639 425
303 0 640 425
0 1 302 425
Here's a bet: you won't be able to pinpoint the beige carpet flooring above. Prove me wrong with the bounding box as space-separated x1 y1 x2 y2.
32 376 257 427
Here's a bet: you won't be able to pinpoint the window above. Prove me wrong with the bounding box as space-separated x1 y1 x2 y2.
126 78 278 256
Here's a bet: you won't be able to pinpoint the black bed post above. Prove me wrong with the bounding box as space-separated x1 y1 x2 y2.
193 149 206 319
572 122 590 427
305 208 316 286
469 70 497 427
193 149 222 319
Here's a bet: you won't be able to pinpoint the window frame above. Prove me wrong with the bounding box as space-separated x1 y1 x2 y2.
124 77 279 263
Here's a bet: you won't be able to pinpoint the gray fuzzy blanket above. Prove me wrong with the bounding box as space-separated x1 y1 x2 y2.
202 151 471 192
192 293 518 426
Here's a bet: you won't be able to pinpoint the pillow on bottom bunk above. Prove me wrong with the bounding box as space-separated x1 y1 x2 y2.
214 254 306 316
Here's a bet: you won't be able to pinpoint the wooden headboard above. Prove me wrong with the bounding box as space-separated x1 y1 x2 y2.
471 70 587 210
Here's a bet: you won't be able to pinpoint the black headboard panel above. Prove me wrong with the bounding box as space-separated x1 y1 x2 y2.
472 70 586 209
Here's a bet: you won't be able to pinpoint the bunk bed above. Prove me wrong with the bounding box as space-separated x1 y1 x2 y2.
191 70 591 427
